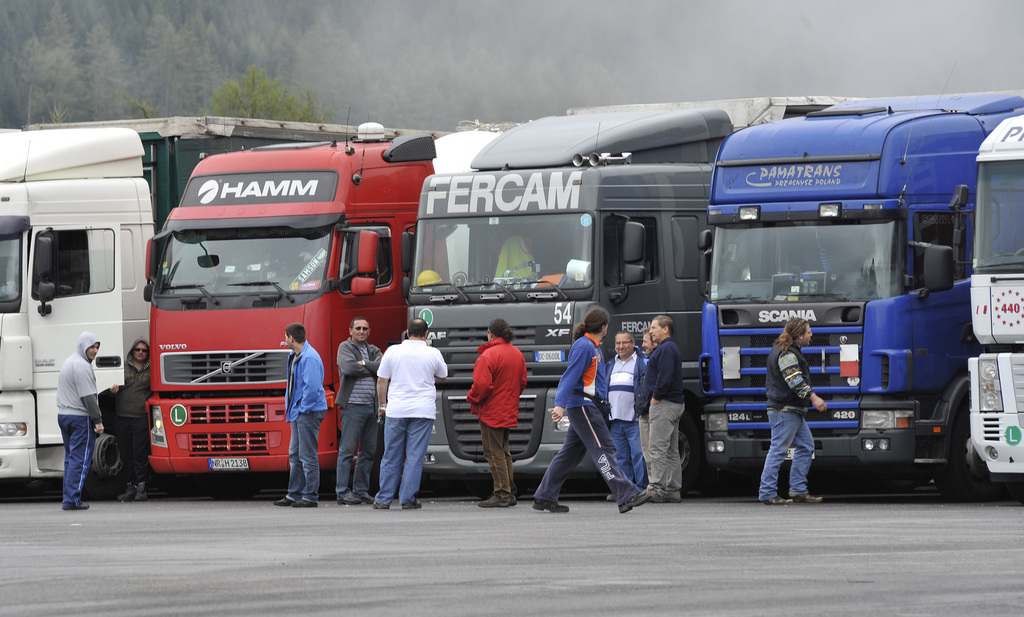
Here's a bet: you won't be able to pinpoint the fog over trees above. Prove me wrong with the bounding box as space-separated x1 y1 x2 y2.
2 0 1024 131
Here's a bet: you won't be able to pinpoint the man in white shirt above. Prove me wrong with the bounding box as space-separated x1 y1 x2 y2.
373 318 448 509
607 331 647 488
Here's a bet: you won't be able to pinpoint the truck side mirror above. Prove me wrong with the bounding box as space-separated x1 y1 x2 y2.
400 230 414 273
920 244 954 293
698 229 713 251
356 230 378 275
623 221 645 263
351 277 375 297
623 263 646 286
34 233 54 315
949 184 969 211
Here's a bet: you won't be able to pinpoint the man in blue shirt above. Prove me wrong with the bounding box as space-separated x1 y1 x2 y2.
274 323 328 508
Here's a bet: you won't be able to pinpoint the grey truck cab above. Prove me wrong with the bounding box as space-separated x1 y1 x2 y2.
403 110 731 494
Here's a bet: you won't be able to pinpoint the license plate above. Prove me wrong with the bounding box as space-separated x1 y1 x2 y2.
208 457 249 471
535 350 565 363
784 448 815 460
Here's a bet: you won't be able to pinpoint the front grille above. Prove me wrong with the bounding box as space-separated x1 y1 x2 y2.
719 329 861 392
189 431 268 453
980 414 1002 442
445 395 542 461
189 403 267 424
1012 357 1024 412
161 350 289 385
750 429 842 440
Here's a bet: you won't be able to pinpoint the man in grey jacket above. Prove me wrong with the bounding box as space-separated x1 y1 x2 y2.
57 332 105 511
335 317 383 505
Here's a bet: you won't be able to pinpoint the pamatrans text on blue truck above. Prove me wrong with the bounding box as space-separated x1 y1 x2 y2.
699 93 1024 501
968 114 1024 504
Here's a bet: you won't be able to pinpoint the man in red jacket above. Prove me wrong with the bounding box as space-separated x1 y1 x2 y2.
467 317 528 507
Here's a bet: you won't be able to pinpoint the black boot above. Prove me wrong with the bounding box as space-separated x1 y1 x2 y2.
134 481 149 502
117 482 137 502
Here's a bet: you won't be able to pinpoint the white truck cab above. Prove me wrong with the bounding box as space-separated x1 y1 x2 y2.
0 128 153 498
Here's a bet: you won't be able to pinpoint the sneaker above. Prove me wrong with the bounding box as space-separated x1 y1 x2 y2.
372 501 390 510
532 499 569 513
619 490 653 513
62 503 90 511
790 493 823 503
116 483 137 502
401 500 422 510
478 495 511 508
356 493 374 505
650 490 683 504
134 482 149 502
291 499 318 508
761 496 793 505
273 497 295 507
339 494 363 506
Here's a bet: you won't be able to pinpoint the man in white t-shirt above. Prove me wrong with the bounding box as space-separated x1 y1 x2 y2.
373 318 448 509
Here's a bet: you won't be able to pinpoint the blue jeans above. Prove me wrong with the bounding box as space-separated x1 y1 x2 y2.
535 406 643 506
375 417 433 506
58 415 95 508
335 403 378 498
759 409 814 500
609 419 647 487
286 409 326 503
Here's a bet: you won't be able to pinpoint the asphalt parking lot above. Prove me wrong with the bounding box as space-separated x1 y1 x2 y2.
2 484 1023 617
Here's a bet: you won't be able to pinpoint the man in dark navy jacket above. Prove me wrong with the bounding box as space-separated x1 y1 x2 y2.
644 315 685 503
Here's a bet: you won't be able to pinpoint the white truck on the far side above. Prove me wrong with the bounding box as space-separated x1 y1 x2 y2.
0 128 153 499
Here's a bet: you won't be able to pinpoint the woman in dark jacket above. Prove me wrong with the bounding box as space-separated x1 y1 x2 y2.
467 318 527 507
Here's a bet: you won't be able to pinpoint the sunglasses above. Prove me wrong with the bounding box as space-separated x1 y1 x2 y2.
352 326 370 331
133 348 149 353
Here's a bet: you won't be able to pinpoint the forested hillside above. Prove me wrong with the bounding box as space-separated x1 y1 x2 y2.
0 0 630 131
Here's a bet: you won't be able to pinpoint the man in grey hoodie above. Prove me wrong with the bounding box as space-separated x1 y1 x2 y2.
57 332 104 510
109 338 152 502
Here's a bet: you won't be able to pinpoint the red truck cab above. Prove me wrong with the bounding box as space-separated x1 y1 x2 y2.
145 126 433 494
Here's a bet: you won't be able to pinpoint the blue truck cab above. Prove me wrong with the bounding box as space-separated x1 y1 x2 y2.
699 94 1024 501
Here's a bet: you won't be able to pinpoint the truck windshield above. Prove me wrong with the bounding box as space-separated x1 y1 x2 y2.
974 161 1024 273
412 213 594 292
710 220 900 303
155 225 332 295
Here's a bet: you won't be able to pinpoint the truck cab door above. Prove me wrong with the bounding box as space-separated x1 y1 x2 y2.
30 227 125 446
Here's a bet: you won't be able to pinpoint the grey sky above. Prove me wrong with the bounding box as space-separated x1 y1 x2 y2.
320 0 1023 129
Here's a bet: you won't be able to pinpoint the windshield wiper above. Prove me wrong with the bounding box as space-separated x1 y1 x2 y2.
161 283 220 306
795 293 850 302
528 279 569 300
227 281 296 304
421 282 470 303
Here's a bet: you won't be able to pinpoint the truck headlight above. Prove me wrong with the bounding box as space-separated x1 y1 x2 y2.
861 410 913 429
0 422 27 437
150 406 167 448
705 413 728 432
978 358 1002 411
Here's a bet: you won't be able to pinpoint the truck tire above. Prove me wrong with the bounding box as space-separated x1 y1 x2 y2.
1005 482 1024 505
83 432 129 501
934 406 1005 502
677 411 701 494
